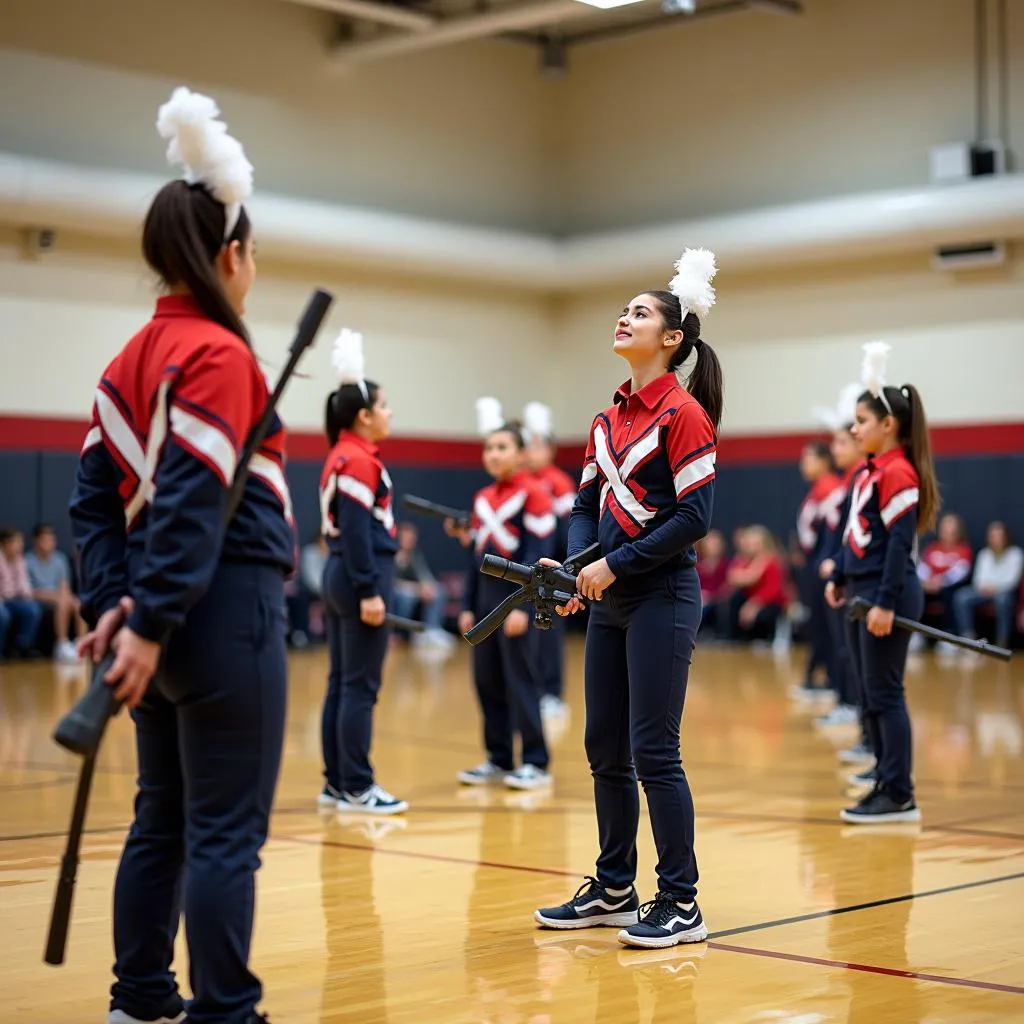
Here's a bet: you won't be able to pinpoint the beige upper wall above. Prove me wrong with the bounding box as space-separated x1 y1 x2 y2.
4 0 1022 236
0 0 552 232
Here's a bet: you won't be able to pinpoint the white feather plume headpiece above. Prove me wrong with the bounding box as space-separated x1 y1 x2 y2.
812 382 862 431
522 401 553 444
860 340 893 413
668 247 718 319
476 397 504 437
156 86 254 240
331 327 368 401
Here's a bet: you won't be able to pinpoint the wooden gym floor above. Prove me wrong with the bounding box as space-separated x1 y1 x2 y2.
2 636 1023 1022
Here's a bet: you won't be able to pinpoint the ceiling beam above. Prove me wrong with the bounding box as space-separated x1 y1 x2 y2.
279 0 436 33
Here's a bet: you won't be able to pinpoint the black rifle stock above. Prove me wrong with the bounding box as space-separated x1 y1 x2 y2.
44 287 334 967
401 494 471 529
463 542 601 646
846 596 1012 662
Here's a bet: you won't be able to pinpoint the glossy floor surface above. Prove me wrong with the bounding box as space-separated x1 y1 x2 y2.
2 637 1023 1023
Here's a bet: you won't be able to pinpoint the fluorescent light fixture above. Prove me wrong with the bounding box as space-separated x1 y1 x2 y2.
573 0 648 9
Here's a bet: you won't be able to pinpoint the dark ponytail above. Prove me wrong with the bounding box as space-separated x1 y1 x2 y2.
142 180 251 345
647 290 724 432
325 381 380 447
859 383 939 534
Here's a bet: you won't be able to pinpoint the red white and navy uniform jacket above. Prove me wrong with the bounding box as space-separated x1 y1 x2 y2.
532 464 577 521
567 372 716 579
832 447 920 611
69 295 295 642
918 541 973 588
319 430 398 600
464 471 556 615
797 472 844 563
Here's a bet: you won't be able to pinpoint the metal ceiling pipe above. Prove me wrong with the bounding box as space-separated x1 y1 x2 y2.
279 0 436 33
330 0 618 64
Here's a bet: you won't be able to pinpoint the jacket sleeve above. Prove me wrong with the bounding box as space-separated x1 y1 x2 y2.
124 343 260 642
566 420 600 561
332 455 383 601
605 405 717 578
520 484 556 566
874 465 921 611
69 424 129 629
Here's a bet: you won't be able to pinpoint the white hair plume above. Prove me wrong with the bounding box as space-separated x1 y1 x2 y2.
668 248 718 319
332 328 365 386
523 401 553 443
476 397 504 436
156 86 253 239
812 382 862 431
860 341 891 398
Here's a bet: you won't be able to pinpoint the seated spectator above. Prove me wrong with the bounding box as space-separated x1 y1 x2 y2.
25 523 83 662
286 533 328 647
0 527 44 659
917 513 973 653
696 530 730 638
726 525 788 642
953 521 1023 650
393 522 453 653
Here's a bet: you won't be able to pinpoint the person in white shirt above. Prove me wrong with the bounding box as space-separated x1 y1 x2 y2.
953 521 1023 648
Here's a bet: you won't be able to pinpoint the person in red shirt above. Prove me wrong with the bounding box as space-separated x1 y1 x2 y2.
917 513 973 646
827 342 939 824
0 528 43 658
318 328 405 815
727 526 788 641
534 248 722 950
696 529 729 638
453 399 556 790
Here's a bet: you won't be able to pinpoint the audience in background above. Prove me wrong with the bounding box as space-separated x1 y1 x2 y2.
286 533 328 647
25 523 83 662
952 521 1023 651
916 513 974 656
726 526 789 643
393 522 453 653
0 527 43 659
696 530 730 638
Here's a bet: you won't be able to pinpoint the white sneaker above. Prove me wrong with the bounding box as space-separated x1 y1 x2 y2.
108 1010 186 1024
540 695 568 719
337 783 408 815
814 704 859 728
55 639 80 663
505 765 552 790
935 641 959 660
458 761 506 785
317 784 342 809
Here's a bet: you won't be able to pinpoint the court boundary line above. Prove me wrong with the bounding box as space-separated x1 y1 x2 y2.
708 941 1024 995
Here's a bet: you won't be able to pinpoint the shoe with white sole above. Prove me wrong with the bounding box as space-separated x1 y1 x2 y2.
535 876 640 929
838 742 874 764
814 704 859 728
504 765 552 790
847 766 877 787
336 783 408 815
840 786 921 824
107 1003 186 1024
618 893 708 949
317 784 342 809
458 761 506 786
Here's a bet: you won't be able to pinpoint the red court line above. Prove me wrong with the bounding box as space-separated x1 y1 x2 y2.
708 941 1024 995
278 832 578 878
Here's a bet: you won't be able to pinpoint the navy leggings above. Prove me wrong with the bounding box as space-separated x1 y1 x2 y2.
471 578 548 771
322 553 395 794
111 563 287 1024
536 612 566 699
844 573 923 803
584 566 701 899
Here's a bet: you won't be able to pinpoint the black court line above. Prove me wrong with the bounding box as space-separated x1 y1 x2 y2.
711 870 1024 940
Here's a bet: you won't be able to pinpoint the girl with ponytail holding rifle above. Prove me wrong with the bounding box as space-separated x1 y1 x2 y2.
535 249 723 949
69 88 291 1024
318 329 406 815
826 343 939 824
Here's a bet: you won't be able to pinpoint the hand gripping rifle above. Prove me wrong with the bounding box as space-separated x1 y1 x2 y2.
463 542 602 646
846 596 1012 662
400 494 471 530
44 288 334 967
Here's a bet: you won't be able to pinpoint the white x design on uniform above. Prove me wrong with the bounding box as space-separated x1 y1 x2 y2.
474 490 527 554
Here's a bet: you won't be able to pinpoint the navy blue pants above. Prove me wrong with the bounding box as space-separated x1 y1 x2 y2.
471 579 548 771
844 573 923 803
536 612 565 699
111 563 287 1024
803 564 832 686
825 604 858 708
584 566 700 899
322 553 394 794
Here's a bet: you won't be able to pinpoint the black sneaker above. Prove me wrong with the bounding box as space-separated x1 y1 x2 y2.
847 766 877 787
618 892 708 949
841 787 920 824
534 876 640 929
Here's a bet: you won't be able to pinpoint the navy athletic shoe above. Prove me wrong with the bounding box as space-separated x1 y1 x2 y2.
535 876 640 929
841 786 921 824
618 892 709 949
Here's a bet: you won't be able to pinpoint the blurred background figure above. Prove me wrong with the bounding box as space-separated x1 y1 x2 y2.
393 521 454 656
952 521 1023 653
916 513 973 657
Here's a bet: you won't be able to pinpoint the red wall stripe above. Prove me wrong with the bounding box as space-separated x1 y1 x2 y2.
1 415 1022 466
